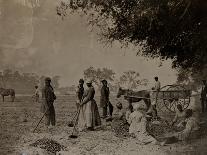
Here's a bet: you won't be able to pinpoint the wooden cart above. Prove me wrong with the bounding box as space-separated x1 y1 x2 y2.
152 85 191 112
122 85 191 113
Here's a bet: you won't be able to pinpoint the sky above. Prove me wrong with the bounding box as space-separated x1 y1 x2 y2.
0 0 178 88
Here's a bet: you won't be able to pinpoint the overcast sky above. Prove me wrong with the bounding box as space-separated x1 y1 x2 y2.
0 0 178 88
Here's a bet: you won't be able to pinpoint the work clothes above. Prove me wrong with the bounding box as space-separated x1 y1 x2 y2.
175 116 199 141
201 84 207 112
100 86 113 118
128 110 157 144
75 85 84 110
78 86 101 131
41 85 56 126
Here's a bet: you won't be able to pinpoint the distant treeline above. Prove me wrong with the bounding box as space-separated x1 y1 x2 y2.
0 67 149 95
0 69 60 94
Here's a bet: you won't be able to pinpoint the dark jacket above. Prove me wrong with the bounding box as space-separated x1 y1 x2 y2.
41 85 56 113
201 84 207 99
76 85 84 101
100 86 110 107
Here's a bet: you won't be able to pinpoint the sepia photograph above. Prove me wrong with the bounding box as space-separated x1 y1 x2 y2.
0 0 207 154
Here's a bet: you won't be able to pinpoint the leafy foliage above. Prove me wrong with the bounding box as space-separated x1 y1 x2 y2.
0 69 60 94
119 70 148 89
57 0 207 81
83 66 115 88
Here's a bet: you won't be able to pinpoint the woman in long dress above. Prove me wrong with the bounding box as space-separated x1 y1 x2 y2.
128 104 159 144
78 80 101 131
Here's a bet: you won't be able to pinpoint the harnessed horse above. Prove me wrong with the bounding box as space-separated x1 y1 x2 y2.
0 88 15 102
117 87 151 112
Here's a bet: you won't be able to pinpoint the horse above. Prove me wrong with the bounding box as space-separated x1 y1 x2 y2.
0 88 15 102
117 87 151 112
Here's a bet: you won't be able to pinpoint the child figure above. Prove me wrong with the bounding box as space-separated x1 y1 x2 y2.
34 85 40 103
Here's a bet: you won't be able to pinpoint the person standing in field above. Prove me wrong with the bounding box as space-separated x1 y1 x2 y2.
78 80 101 131
41 77 57 128
151 76 161 119
34 85 40 103
75 79 84 110
100 79 113 119
200 80 207 113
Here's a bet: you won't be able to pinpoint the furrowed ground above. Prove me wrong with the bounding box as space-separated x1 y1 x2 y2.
0 95 207 155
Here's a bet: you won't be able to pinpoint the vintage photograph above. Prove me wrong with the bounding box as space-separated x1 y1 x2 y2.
0 0 207 154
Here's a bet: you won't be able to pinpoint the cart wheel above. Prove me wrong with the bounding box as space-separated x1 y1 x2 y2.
163 98 177 112
161 85 191 113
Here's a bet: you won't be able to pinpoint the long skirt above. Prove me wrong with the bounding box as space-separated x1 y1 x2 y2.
129 121 157 144
78 99 101 131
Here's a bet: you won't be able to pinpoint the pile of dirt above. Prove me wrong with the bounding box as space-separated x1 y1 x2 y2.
111 119 131 138
147 120 177 138
30 138 66 153
111 118 177 139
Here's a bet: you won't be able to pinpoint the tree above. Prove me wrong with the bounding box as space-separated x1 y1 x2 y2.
57 0 207 80
177 67 207 91
119 70 148 89
83 66 115 88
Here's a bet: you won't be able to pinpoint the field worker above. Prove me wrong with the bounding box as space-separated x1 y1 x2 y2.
78 79 101 131
41 77 57 128
115 102 125 119
75 79 84 110
100 79 113 119
150 76 161 119
127 104 162 145
34 85 40 103
200 80 207 112
152 76 161 91
163 109 200 143
111 102 131 137
113 102 130 121
171 104 186 127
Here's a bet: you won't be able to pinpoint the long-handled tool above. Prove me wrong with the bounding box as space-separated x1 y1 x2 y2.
33 108 48 133
33 102 54 133
68 100 82 127
69 106 81 139
68 110 79 127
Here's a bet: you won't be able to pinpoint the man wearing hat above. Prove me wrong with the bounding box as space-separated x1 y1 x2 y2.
41 77 57 127
100 79 113 119
201 80 207 112
75 79 84 110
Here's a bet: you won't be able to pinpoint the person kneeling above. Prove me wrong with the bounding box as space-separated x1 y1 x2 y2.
128 104 162 145
163 109 200 144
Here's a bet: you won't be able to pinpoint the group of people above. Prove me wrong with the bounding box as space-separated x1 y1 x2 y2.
36 76 203 145
115 100 200 145
39 77 114 131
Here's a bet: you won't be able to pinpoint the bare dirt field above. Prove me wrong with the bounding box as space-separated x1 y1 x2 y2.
1 95 207 155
